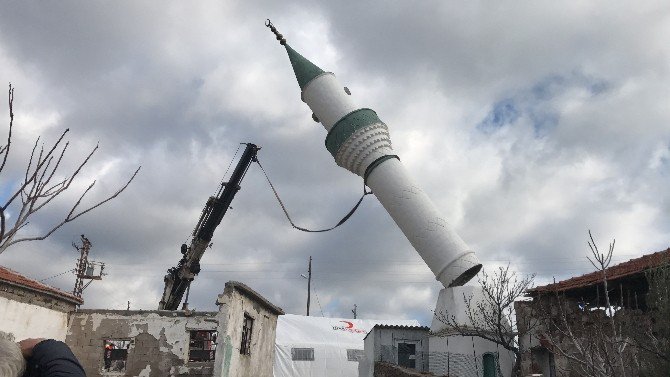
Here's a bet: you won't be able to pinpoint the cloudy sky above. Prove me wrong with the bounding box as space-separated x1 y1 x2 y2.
0 1 668 325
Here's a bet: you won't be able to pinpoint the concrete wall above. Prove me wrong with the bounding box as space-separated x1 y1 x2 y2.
212 283 281 377
0 296 69 341
0 282 76 341
376 328 429 369
361 332 376 377
515 298 588 377
63 281 281 377
374 362 443 377
429 335 515 377
66 310 219 377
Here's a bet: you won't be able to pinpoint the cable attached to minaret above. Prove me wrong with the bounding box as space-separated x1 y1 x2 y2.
255 157 371 233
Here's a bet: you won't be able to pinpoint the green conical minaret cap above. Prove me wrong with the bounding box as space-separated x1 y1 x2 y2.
265 20 326 91
285 44 326 91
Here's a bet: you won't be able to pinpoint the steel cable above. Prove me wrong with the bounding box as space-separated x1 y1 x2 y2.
255 157 372 233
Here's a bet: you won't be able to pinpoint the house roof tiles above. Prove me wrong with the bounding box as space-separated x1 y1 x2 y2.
530 247 670 294
0 265 83 305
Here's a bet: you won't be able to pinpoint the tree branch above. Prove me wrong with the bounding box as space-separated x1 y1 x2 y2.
0 85 141 254
0 83 14 175
1 166 140 249
433 264 534 376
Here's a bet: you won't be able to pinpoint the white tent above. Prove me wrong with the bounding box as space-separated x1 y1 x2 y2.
274 314 420 377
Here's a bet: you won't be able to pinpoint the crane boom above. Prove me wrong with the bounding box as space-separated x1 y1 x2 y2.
158 143 260 310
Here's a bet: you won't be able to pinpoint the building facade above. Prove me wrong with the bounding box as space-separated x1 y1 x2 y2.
65 280 283 377
213 281 284 377
516 248 670 377
360 324 430 377
0 265 82 341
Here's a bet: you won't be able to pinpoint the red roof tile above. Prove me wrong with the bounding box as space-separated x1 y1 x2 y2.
530 248 670 293
0 265 83 304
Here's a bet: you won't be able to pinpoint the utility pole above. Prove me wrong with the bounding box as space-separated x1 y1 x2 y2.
73 235 104 302
352 304 357 319
307 256 312 316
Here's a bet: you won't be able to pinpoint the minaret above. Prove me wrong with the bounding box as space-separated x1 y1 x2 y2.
268 21 481 288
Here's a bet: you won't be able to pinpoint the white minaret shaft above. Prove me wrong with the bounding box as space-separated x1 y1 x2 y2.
268 21 481 287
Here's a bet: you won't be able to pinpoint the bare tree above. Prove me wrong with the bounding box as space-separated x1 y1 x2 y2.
536 231 635 377
533 231 670 377
585 231 628 377
0 83 140 254
434 265 536 376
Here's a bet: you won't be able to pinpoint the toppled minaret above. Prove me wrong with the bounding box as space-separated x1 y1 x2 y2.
267 21 481 288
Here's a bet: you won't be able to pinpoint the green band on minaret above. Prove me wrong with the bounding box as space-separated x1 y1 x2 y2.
325 108 383 157
285 44 325 91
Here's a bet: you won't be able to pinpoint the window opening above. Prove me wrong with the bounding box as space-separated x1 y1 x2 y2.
103 339 131 372
240 314 254 355
189 330 217 362
346 349 364 362
291 347 315 361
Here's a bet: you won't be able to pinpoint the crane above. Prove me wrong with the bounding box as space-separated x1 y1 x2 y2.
158 143 260 310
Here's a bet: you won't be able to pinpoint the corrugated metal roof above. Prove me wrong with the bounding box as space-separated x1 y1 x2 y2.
371 324 430 331
0 265 83 305
529 247 670 294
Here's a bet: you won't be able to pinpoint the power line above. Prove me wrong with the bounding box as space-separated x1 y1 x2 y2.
311 279 326 317
103 254 645 267
104 264 620 276
39 269 76 282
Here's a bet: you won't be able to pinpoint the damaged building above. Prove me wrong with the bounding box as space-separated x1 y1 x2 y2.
516 247 670 377
66 281 283 377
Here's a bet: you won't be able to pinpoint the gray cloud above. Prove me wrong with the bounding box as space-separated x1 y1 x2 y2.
0 1 668 325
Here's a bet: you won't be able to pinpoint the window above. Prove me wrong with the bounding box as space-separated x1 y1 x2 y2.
346 349 364 362
240 314 254 355
189 330 217 362
291 348 315 361
103 339 131 372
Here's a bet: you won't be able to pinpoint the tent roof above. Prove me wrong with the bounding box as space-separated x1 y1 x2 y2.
275 314 420 346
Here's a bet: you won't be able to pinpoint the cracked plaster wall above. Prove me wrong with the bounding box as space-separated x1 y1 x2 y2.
212 285 280 377
66 310 218 377
64 283 282 377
